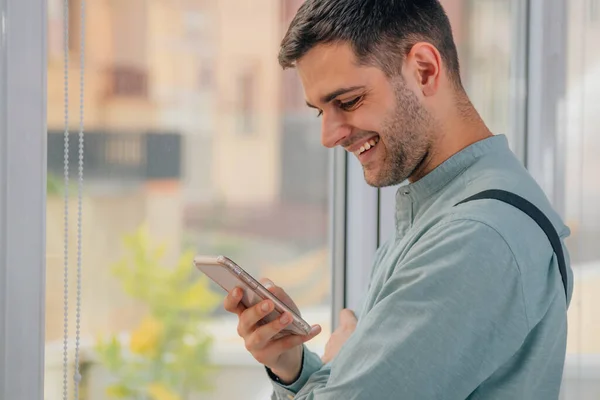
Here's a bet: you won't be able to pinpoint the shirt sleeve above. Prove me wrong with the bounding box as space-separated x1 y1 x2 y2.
270 218 530 399
269 345 323 399
268 240 393 398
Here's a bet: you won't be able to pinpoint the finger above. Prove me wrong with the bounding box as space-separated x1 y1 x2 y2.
259 278 284 299
259 279 301 315
339 309 357 327
246 311 298 350
259 278 283 299
238 299 275 337
267 324 322 354
223 287 246 316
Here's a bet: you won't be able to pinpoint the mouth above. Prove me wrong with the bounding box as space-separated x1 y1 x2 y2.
353 136 380 157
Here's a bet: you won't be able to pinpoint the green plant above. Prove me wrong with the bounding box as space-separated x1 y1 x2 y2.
47 172 79 196
47 172 64 196
95 225 221 400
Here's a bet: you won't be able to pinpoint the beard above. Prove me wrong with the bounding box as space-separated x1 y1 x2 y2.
363 79 434 187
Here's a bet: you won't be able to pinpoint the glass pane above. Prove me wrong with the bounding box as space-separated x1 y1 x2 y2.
442 0 526 157
562 0 600 397
44 1 332 399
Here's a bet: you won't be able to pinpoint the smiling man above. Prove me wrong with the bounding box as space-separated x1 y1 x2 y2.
223 1 573 399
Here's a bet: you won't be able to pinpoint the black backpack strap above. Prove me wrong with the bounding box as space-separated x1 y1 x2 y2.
454 189 568 304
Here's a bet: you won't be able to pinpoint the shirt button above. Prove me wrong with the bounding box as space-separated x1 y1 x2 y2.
287 395 294 400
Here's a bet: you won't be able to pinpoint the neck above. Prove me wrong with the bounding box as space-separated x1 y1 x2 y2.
408 97 492 183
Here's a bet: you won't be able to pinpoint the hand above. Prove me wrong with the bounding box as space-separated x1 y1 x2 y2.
321 309 357 364
223 279 322 384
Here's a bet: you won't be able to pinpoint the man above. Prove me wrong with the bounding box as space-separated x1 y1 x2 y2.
224 0 573 399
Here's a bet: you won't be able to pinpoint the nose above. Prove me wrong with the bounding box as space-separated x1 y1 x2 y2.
321 110 351 149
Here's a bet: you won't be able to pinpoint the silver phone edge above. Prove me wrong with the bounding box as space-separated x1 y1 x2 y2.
250 278 312 335
194 255 312 335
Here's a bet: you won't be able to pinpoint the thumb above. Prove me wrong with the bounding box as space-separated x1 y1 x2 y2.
339 309 357 326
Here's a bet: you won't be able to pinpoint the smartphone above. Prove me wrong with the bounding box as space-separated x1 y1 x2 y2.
193 255 312 336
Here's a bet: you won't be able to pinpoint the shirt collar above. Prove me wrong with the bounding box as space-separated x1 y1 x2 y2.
396 134 510 203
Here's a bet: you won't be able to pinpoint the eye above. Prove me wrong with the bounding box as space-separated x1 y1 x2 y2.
339 96 362 111
316 109 323 118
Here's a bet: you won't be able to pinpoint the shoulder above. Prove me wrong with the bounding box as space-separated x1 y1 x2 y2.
444 185 568 264
452 159 570 241
395 214 530 329
437 182 572 319
410 212 518 267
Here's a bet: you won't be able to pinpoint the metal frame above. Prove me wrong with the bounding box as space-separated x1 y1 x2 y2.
343 156 379 314
331 149 381 327
330 147 347 329
525 0 568 215
0 0 48 398
508 0 531 163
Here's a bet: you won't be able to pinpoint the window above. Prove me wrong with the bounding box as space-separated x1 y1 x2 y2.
199 63 214 90
44 1 332 400
68 0 81 53
445 0 526 156
561 0 600 396
108 66 148 97
48 0 64 59
591 0 599 23
238 68 257 134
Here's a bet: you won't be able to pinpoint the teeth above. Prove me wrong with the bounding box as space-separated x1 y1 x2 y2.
354 137 380 156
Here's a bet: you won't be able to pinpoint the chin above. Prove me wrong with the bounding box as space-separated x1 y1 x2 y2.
363 168 387 188
363 165 407 188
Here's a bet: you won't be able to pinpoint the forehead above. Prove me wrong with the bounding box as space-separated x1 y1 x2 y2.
296 43 384 104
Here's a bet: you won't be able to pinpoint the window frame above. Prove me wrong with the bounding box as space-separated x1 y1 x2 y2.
330 147 348 328
525 0 568 216
343 155 379 314
0 0 48 398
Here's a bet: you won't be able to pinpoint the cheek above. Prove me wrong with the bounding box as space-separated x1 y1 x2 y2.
346 106 385 134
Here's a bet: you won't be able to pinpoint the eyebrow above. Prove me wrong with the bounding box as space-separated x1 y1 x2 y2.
306 85 365 109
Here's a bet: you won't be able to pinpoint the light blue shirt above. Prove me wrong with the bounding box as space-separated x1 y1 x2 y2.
270 135 573 400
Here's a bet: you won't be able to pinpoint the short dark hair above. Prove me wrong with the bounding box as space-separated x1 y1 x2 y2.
279 0 462 87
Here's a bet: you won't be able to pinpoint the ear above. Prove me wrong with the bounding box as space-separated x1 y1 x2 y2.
404 42 442 97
